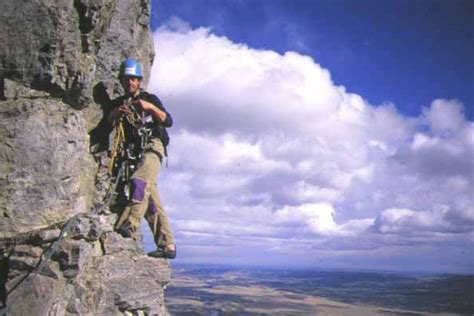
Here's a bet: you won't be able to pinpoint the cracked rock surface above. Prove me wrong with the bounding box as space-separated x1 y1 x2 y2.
3 214 171 315
0 1 171 315
0 0 154 108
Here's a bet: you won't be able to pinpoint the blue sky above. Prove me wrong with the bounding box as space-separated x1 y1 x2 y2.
151 0 473 118
144 0 474 273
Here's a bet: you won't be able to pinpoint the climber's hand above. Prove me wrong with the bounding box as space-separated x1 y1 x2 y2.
132 98 154 112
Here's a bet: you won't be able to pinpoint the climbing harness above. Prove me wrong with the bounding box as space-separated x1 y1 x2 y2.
102 98 154 210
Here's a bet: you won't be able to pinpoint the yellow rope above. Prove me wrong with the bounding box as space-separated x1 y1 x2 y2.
108 102 142 174
108 120 126 174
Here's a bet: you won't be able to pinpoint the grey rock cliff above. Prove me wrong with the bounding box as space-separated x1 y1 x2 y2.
0 0 154 108
0 1 171 315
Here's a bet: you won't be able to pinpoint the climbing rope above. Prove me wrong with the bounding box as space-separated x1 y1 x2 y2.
108 119 126 174
108 99 142 175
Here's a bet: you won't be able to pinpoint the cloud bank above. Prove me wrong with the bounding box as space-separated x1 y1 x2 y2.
147 18 474 272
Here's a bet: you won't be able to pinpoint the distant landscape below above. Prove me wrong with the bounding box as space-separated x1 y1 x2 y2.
165 264 474 315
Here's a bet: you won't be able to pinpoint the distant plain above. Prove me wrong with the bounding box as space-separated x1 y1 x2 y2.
165 265 474 315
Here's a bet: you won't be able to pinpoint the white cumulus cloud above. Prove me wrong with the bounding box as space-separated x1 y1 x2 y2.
145 18 474 272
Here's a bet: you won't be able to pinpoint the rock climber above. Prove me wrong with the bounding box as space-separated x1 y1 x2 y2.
107 58 176 259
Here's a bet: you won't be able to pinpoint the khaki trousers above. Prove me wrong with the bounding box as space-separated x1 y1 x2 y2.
115 139 174 248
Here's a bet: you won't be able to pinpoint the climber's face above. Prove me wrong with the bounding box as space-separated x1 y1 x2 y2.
121 75 141 96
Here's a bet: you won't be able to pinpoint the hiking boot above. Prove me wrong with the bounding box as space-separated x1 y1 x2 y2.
116 223 134 238
148 245 176 259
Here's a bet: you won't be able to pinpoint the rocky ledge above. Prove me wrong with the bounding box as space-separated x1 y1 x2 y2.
2 213 171 315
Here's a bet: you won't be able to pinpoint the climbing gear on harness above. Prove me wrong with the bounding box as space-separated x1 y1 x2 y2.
102 97 155 211
119 58 143 79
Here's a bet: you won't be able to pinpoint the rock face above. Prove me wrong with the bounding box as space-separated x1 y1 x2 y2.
0 1 171 315
0 99 94 236
3 213 171 315
0 0 154 108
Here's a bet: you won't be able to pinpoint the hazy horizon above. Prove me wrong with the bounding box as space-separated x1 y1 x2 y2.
165 264 474 315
